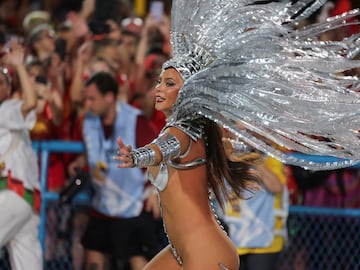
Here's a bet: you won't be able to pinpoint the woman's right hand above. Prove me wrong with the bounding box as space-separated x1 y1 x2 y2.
115 137 134 168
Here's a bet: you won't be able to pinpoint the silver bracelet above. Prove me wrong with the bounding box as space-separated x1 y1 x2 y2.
130 147 156 168
153 133 181 162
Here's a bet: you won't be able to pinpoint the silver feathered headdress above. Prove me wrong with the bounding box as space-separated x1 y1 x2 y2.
164 0 360 170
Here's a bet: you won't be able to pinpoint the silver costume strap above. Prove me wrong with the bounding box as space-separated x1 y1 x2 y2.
131 147 156 168
168 158 206 170
153 133 181 162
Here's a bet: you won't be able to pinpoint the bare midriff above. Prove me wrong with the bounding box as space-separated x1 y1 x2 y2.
148 163 239 269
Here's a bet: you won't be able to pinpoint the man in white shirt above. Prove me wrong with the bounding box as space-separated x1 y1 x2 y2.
0 41 42 270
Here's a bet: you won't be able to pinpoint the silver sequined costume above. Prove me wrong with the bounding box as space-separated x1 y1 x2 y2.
165 0 360 171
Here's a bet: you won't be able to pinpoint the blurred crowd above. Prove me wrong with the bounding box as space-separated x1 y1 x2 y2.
0 0 360 270
0 0 172 189
0 1 173 269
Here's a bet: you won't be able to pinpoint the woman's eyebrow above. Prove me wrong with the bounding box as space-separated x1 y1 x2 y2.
164 77 176 81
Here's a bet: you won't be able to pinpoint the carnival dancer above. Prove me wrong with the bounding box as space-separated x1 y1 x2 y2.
115 1 360 269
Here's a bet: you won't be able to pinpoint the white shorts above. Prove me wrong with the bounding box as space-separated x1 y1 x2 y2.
0 190 43 270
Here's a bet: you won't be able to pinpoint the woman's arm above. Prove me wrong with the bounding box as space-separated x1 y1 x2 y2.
115 126 191 168
36 83 64 126
70 41 92 104
256 162 283 193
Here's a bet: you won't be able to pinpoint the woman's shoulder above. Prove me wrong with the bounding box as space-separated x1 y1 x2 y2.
165 116 206 141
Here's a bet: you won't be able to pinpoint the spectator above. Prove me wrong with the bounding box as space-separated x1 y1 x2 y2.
24 11 68 96
131 51 168 134
68 72 161 270
288 165 360 270
0 0 30 35
26 59 64 142
290 166 360 209
126 13 170 133
133 13 170 97
24 58 69 269
223 153 288 270
0 40 42 270
69 39 121 114
118 16 143 87
26 22 56 63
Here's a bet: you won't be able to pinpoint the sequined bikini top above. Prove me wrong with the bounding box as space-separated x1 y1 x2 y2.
147 118 207 191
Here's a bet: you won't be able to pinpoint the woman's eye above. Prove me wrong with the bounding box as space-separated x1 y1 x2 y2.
155 80 161 87
166 82 175 87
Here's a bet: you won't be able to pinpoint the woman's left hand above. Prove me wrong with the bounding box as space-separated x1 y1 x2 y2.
114 137 134 168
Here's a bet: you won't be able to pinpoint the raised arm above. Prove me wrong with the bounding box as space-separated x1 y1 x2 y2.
70 41 93 104
3 41 36 117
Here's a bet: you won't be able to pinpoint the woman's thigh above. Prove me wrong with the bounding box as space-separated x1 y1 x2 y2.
182 247 238 270
182 239 239 270
143 245 181 270
184 259 234 270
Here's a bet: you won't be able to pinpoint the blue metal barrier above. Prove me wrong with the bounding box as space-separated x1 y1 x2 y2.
35 141 359 249
289 205 360 217
1 140 359 269
37 141 85 250
277 206 360 270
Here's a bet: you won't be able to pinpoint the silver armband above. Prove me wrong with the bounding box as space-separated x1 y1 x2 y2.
153 133 181 162
131 147 156 168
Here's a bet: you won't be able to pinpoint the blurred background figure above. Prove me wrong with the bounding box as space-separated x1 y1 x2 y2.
0 40 42 270
223 148 288 270
68 72 161 270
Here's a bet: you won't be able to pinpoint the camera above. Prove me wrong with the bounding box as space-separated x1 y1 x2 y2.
35 75 47 85
55 38 67 61
59 168 92 205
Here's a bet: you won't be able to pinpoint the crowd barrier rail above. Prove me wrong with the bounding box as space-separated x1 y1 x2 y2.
0 140 359 270
38 141 86 249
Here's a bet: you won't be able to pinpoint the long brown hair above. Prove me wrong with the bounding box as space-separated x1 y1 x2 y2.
204 119 261 209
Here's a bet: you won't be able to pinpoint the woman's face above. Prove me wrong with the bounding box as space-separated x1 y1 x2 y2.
154 68 183 117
